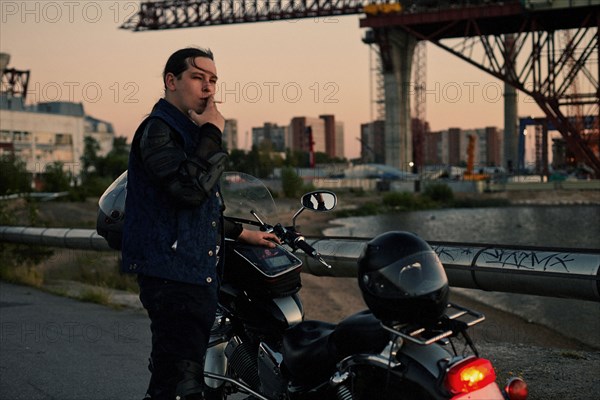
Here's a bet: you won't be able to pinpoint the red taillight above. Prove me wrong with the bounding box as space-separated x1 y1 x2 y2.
444 357 497 395
505 377 528 400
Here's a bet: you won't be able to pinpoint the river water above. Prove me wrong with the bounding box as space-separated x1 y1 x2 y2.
324 205 600 348
324 205 600 248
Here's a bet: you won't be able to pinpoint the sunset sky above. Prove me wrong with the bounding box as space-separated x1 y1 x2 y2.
1 1 542 159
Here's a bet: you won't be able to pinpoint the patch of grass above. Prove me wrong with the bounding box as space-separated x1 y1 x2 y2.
347 187 367 197
335 192 439 217
45 250 139 293
0 264 44 287
422 183 455 204
334 187 516 219
335 202 381 217
451 197 511 208
382 192 418 210
0 199 137 302
78 287 112 306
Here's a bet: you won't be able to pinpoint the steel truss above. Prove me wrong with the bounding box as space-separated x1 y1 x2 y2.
441 25 598 175
362 4 600 176
121 1 600 175
120 0 372 31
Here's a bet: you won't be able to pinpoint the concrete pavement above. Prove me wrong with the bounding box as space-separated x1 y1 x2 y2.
2 280 599 400
0 282 150 400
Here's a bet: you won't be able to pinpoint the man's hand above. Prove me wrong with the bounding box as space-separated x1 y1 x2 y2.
188 97 225 132
238 229 281 248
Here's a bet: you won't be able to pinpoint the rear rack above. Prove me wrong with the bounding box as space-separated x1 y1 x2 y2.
382 302 485 346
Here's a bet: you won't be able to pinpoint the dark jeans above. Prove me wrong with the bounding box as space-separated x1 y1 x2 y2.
138 275 219 400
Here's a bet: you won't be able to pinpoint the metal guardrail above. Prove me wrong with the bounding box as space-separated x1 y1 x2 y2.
296 238 600 303
0 192 70 201
1 226 599 302
0 226 112 251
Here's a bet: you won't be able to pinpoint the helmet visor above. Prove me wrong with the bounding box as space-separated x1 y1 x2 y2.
362 251 447 298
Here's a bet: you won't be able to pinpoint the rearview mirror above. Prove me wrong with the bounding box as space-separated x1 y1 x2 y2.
301 191 337 212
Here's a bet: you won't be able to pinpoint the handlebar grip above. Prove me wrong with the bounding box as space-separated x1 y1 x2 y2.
294 237 317 257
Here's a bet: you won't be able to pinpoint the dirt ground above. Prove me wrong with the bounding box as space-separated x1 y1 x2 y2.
7 189 600 399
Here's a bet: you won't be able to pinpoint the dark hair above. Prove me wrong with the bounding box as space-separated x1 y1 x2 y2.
162 47 214 88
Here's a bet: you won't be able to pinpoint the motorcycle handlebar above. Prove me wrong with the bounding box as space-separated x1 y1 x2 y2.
270 224 329 267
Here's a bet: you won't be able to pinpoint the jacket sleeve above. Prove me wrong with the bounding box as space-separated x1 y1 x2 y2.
138 118 224 206
223 218 243 239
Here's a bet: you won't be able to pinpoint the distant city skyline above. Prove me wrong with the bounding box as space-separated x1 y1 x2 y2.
0 2 542 159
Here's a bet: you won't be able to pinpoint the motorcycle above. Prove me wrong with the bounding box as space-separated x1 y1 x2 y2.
202 172 528 400
96 171 529 400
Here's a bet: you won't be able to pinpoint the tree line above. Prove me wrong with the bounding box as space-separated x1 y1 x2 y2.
0 136 346 199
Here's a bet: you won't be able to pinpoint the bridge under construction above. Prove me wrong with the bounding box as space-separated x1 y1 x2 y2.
120 0 600 177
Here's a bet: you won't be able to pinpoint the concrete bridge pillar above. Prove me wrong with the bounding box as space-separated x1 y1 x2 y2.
504 82 518 172
382 30 417 172
503 34 519 173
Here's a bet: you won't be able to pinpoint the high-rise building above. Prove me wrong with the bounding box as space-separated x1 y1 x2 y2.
448 127 463 166
251 122 287 152
360 121 385 163
223 119 238 151
425 127 503 168
424 130 447 166
319 114 344 159
289 115 344 158
484 126 502 167
289 117 326 153
334 121 345 159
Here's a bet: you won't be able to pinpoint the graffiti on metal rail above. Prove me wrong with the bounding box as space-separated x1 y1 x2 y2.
478 249 574 272
433 246 575 273
432 246 475 268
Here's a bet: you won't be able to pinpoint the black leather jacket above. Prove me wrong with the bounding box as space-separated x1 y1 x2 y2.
138 117 241 238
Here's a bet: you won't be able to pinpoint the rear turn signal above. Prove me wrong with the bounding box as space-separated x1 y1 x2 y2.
505 377 528 400
444 357 497 395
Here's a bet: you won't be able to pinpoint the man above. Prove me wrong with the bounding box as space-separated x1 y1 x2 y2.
122 47 279 400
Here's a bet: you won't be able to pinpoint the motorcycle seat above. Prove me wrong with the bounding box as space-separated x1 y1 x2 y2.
282 310 390 385
282 320 337 384
332 309 390 360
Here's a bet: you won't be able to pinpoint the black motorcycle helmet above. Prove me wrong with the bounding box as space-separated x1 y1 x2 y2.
358 231 449 326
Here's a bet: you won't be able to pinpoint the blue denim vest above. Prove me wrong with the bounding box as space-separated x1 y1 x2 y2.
121 99 222 286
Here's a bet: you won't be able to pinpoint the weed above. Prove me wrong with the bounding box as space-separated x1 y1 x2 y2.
0 264 44 287
78 287 112 306
423 183 455 204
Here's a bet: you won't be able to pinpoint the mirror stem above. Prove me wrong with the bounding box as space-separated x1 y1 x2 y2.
291 207 306 230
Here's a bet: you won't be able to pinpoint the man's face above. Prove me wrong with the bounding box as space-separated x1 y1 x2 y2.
165 56 218 115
